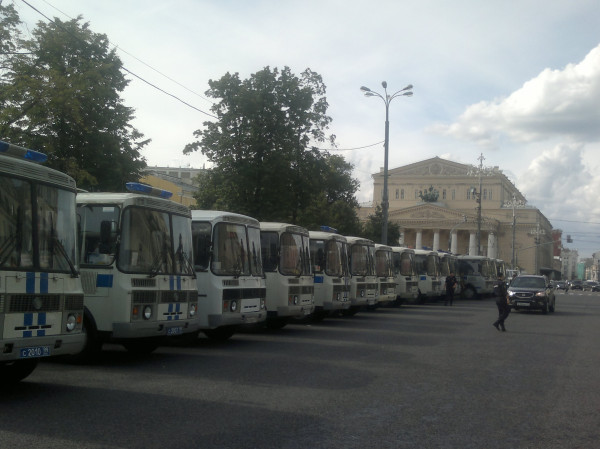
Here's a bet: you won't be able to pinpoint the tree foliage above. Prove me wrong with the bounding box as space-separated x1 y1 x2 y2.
362 205 402 245
0 5 147 191
186 66 361 231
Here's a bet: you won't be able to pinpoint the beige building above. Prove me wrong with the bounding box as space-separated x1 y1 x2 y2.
139 166 203 208
358 157 555 275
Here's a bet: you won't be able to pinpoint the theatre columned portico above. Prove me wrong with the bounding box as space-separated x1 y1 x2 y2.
358 157 556 275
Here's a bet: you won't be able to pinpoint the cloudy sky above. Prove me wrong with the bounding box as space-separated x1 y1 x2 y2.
13 0 600 257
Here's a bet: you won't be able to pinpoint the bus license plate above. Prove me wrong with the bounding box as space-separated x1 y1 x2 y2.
517 302 530 307
166 326 183 336
19 346 51 359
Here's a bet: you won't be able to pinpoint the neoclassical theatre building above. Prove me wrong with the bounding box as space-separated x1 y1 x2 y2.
358 157 557 275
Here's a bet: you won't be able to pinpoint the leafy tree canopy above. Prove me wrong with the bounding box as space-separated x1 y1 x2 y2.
186 66 361 231
362 205 402 245
0 5 147 191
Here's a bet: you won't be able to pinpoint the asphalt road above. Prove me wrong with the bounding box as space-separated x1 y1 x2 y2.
1 291 599 449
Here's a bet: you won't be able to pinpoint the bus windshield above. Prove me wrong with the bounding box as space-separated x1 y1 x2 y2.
1 175 78 272
394 252 414 277
311 239 347 277
375 249 392 277
279 232 311 276
211 222 260 276
118 206 193 275
350 244 374 276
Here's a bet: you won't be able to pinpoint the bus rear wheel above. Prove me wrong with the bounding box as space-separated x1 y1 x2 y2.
0 360 38 383
122 338 160 355
203 327 235 341
462 286 477 300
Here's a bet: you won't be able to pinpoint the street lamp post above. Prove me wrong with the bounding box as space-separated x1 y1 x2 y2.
361 81 413 245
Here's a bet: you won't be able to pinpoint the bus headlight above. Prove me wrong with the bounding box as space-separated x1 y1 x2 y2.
189 303 197 317
66 313 77 332
143 306 153 320
230 300 238 312
293 295 299 305
336 292 341 301
360 290 365 297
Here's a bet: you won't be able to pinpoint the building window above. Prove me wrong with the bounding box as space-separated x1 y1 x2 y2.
415 190 419 199
442 189 447 200
452 189 455 200
401 189 405 199
489 190 493 200
395 189 399 199
483 189 487 200
467 190 471 200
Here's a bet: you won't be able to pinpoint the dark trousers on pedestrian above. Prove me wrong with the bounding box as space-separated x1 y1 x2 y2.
445 289 454 306
494 302 510 330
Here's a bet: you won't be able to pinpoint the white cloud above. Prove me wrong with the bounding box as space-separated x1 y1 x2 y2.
432 44 600 147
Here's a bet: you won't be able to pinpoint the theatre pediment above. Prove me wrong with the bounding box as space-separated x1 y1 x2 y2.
382 157 472 178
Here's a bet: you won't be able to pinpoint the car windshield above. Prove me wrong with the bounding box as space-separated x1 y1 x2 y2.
512 277 545 289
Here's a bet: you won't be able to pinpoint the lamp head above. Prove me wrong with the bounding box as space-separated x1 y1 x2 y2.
381 81 387 89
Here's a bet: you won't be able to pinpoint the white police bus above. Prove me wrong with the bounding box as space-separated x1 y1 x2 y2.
0 141 85 382
374 244 396 306
309 228 351 319
260 222 314 328
76 183 199 355
391 247 419 304
344 236 377 315
191 211 266 340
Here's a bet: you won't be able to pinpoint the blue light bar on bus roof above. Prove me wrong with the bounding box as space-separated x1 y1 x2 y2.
125 182 173 199
320 225 338 233
0 140 48 163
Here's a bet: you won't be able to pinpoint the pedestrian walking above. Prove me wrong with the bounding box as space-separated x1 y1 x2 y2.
493 274 510 331
444 272 457 306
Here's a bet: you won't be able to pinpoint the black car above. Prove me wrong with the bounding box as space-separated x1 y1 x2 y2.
583 281 600 292
508 275 555 313
569 280 583 290
554 280 568 290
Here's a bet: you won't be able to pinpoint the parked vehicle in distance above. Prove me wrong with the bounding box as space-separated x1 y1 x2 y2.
554 280 568 290
569 279 583 290
583 280 600 292
508 275 555 314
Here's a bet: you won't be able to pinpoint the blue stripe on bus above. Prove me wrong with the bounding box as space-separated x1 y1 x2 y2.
314 276 324 284
40 272 49 293
37 330 45 337
24 331 32 338
169 276 174 291
96 274 113 288
26 272 35 293
37 313 46 326
24 313 33 326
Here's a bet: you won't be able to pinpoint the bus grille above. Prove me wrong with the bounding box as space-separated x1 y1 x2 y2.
132 278 156 288
289 286 314 295
161 290 190 303
8 294 61 312
132 290 158 304
65 295 84 310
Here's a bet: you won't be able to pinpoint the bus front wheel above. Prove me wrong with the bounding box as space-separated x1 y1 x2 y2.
0 360 38 383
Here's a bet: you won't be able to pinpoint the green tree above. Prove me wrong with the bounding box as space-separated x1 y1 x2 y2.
362 205 402 245
186 66 361 230
0 9 147 191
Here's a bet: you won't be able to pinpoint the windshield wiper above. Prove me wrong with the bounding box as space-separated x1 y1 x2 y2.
175 246 196 279
50 235 78 277
0 235 17 266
